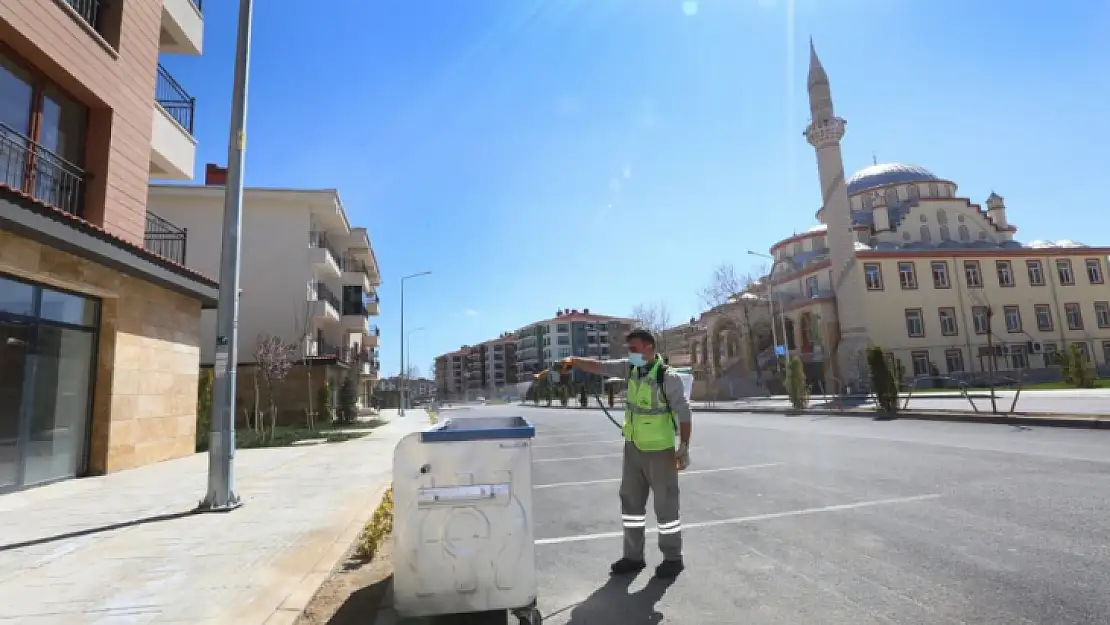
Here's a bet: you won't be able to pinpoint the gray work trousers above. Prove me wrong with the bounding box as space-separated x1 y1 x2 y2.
619 440 682 562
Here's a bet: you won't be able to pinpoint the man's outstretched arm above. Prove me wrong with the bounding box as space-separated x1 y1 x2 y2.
566 357 630 380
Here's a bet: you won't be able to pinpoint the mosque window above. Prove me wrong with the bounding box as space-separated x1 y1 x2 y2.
978 231 988 241
920 226 932 242
940 226 951 241
958 214 965 223
885 188 899 206
920 214 927 223
929 183 939 197
906 185 920 201
903 231 911 241
862 194 873 210
937 209 948 224
958 225 971 241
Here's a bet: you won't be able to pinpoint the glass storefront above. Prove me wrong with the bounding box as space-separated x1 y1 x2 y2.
0 274 98 492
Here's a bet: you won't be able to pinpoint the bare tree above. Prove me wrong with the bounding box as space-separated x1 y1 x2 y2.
631 301 673 355
254 333 298 439
292 300 318 430
697 263 746 309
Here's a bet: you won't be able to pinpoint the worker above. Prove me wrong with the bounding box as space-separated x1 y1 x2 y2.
563 327 692 579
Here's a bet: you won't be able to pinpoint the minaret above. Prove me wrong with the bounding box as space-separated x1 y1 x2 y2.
803 40 870 389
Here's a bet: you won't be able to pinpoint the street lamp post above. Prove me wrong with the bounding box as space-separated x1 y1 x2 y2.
399 271 431 416
405 326 426 407
747 251 788 372
199 0 254 513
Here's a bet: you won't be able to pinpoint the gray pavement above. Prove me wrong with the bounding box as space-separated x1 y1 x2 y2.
474 404 1110 624
0 409 431 625
695 387 1110 415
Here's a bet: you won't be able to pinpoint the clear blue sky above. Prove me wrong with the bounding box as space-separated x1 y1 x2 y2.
164 0 1110 378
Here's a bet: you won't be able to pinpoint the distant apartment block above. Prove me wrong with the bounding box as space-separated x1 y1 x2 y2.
433 309 633 399
0 0 217 491
147 165 382 421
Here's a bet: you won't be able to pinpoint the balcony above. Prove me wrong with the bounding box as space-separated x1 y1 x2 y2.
150 65 197 181
160 0 204 56
0 123 85 217
144 211 188 264
308 282 340 322
61 0 106 35
365 293 380 316
309 231 342 277
341 258 376 293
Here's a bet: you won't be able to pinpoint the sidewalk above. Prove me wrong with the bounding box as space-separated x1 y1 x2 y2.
0 410 432 625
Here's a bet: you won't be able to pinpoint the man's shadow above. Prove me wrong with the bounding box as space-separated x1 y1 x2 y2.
563 574 675 624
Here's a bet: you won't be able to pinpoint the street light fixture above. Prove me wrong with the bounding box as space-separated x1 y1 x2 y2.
399 271 432 416
747 250 788 371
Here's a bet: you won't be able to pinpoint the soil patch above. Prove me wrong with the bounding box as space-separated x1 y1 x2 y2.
296 534 395 625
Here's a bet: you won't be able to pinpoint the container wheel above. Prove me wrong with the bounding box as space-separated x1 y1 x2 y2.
517 607 542 625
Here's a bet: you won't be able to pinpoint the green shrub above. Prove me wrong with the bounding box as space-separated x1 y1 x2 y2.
1059 344 1095 388
559 385 569 407
867 346 899 413
578 384 588 408
355 486 394 561
196 368 214 447
317 381 333 423
784 356 808 409
337 375 358 424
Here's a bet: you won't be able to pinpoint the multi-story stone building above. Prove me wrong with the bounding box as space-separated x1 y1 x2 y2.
147 165 382 420
0 0 216 491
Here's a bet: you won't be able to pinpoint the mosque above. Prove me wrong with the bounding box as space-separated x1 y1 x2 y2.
669 42 1110 396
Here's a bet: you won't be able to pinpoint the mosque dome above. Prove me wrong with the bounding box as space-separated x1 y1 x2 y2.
846 163 941 196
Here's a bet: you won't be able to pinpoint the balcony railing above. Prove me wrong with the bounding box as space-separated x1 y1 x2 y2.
62 0 106 32
190 0 204 10
341 257 376 280
313 281 341 313
342 301 368 317
309 231 342 268
155 65 196 134
144 211 188 264
0 123 85 217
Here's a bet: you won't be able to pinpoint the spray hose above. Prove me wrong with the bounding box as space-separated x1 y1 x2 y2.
535 364 622 430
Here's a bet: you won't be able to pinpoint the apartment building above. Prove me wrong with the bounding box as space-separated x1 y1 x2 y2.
0 0 215 492
147 165 382 422
515 308 634 382
374 376 435 407
435 349 467 398
433 309 634 398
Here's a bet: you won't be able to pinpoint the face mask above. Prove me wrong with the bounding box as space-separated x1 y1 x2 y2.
628 353 646 367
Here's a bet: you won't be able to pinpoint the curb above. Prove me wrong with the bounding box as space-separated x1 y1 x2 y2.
516 403 1109 430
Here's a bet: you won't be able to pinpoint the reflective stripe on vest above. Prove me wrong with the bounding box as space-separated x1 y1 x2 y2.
622 357 676 451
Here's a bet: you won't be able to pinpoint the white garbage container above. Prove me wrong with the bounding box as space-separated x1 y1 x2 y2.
673 367 694 402
392 416 543 625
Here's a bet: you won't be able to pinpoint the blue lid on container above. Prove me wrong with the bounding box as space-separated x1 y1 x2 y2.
420 416 536 443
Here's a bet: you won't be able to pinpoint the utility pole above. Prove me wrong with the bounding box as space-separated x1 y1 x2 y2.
199 0 253 512
985 306 998 414
398 271 431 415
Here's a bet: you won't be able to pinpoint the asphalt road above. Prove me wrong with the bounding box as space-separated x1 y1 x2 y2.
445 404 1110 624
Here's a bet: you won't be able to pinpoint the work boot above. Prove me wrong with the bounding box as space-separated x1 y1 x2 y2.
654 558 685 579
610 557 646 575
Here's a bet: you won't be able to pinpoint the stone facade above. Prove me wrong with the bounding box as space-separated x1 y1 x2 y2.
0 230 203 474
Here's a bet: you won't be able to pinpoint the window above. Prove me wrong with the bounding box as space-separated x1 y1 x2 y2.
939 226 951 241
864 263 883 290
937 209 948 224
0 53 89 216
1026 260 1045 286
1086 258 1104 284
1096 302 1110 328
911 351 931 377
919 226 931 242
558 347 570 358
958 225 970 241
1034 304 1054 332
931 261 950 288
898 262 917 289
1003 305 1022 333
806 276 819 298
1043 342 1058 367
964 261 982 287
557 335 570 346
928 182 939 197
556 323 569 333
995 261 1014 287
972 306 989 334
1056 260 1074 286
1008 345 1029 370
1065 303 1083 330
938 307 958 336
1072 342 1091 363
1103 342 1110 368
945 349 965 373
905 308 925 337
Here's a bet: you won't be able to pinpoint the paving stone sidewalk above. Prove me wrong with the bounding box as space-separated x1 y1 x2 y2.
0 410 431 625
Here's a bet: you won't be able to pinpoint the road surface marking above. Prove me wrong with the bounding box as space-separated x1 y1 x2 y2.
534 452 623 463
532 440 622 449
533 493 941 545
534 463 784 489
